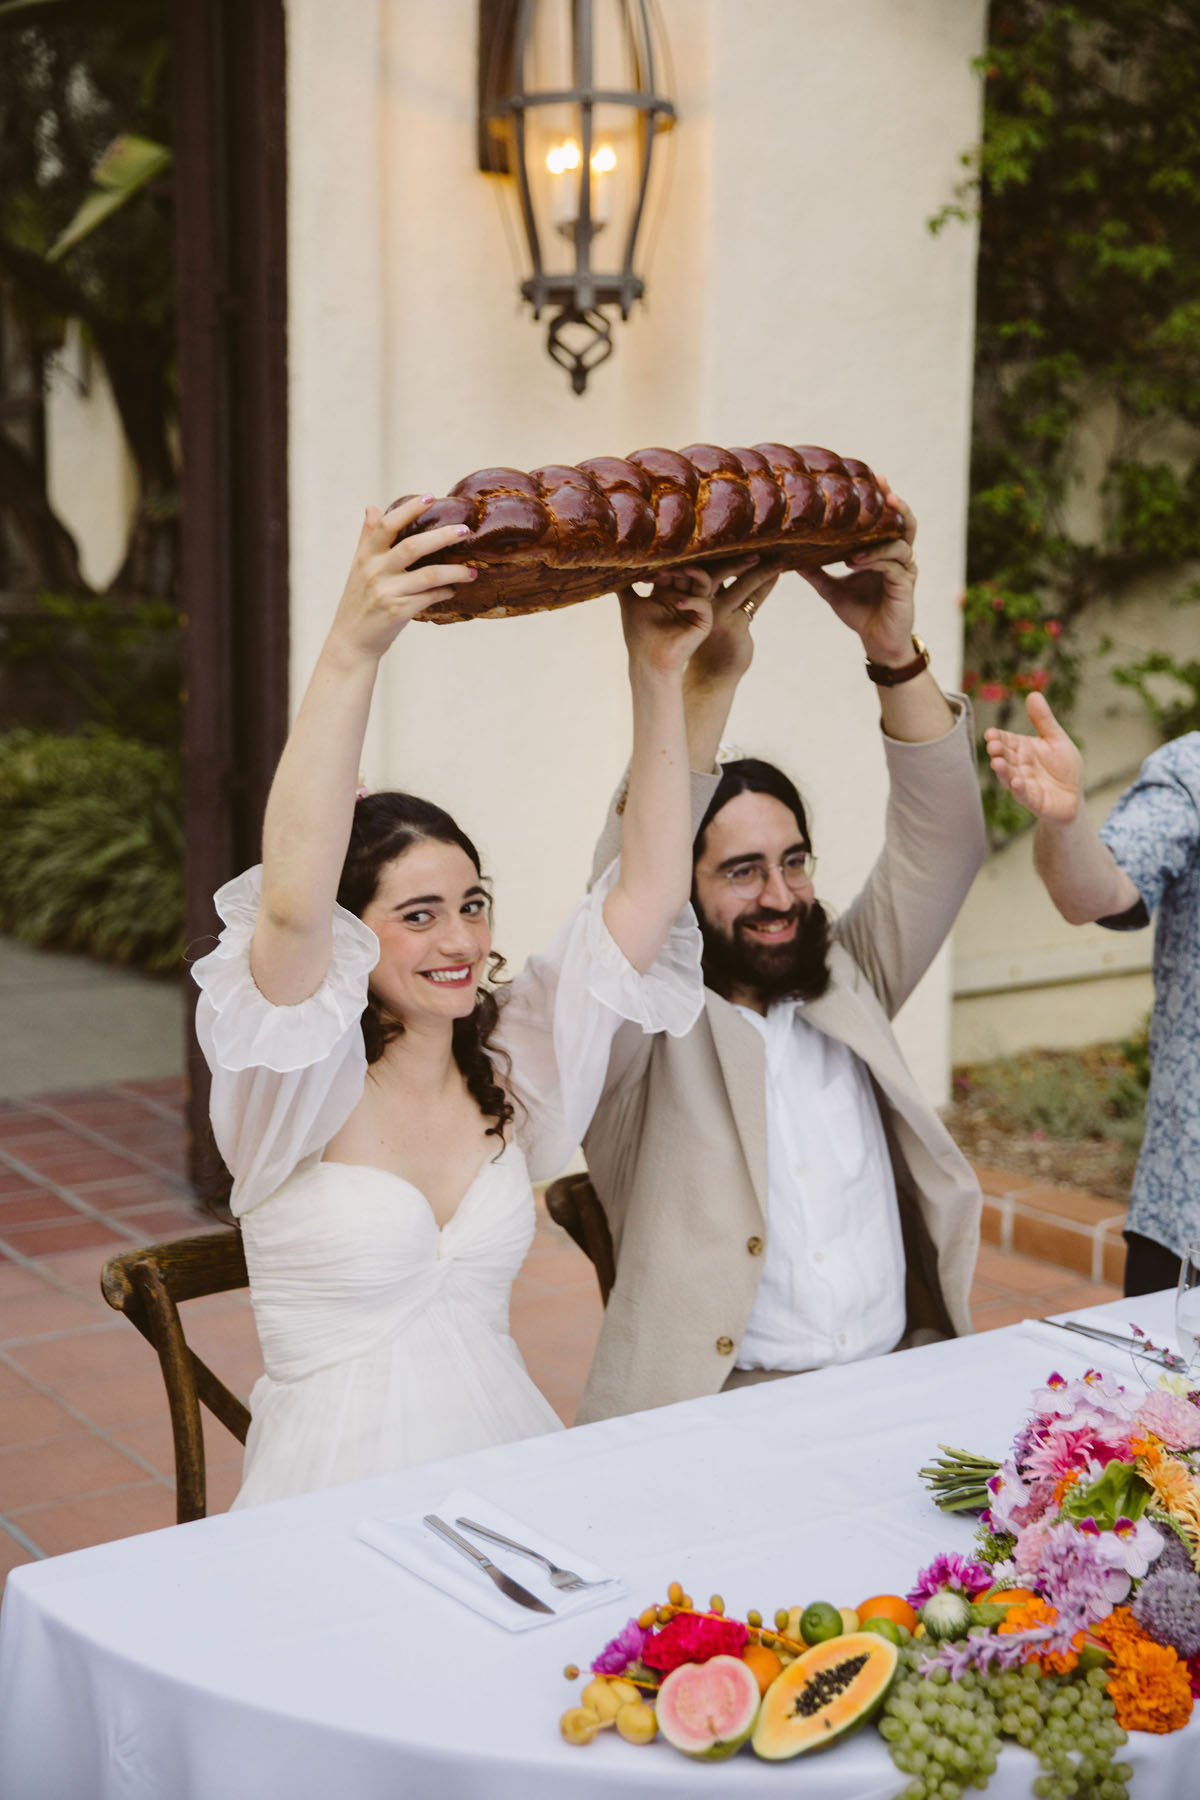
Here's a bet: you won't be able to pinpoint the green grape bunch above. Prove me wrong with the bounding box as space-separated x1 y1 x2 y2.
877 1644 1133 1800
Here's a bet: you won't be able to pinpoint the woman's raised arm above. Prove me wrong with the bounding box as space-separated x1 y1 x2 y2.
601 585 714 973
250 499 477 1005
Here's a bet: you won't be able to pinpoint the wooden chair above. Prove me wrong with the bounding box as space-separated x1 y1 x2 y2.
543 1171 615 1306
101 1231 251 1524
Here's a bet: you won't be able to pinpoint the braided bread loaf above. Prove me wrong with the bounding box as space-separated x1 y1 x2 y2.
393 441 902 623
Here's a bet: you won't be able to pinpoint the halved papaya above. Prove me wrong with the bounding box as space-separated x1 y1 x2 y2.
750 1631 898 1760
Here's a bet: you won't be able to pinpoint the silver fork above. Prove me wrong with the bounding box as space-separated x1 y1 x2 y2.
454 1516 610 1592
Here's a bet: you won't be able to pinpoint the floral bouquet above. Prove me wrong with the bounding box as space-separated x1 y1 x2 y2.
917 1362 1200 1735
552 1365 1200 1798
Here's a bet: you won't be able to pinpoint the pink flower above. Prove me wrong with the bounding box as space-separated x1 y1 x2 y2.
1035 1522 1130 1621
1135 1390 1200 1452
907 1553 995 1608
1046 620 1063 638
592 1617 649 1675
990 1460 1053 1535
1014 1516 1057 1584
640 1612 748 1674
979 681 1009 702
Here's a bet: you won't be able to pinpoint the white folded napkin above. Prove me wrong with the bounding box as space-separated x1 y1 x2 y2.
355 1485 625 1632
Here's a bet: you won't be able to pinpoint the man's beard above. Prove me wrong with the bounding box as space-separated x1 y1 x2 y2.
697 896 831 1006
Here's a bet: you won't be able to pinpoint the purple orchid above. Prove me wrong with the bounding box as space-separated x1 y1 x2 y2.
591 1617 649 1675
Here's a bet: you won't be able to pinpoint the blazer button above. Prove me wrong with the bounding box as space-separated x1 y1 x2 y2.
716 1335 734 1355
746 1236 763 1256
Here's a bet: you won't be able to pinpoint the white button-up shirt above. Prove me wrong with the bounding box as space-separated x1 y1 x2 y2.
734 999 907 1371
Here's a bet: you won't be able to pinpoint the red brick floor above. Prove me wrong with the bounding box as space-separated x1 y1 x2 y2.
0 1078 1122 1589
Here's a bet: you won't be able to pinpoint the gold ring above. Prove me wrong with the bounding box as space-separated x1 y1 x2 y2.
740 598 758 619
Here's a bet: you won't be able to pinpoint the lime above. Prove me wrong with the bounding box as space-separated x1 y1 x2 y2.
859 1615 903 1646
799 1601 843 1646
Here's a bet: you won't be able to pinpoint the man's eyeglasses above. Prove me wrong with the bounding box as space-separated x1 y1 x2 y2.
709 850 818 900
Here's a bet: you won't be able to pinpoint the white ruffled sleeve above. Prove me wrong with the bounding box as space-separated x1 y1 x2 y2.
493 858 703 1182
191 866 380 1217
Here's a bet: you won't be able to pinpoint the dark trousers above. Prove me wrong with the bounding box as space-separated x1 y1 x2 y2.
1123 1230 1182 1298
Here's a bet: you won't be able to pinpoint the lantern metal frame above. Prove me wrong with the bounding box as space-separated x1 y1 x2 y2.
478 0 676 392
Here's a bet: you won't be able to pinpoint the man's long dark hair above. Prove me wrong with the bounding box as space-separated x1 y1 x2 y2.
337 793 513 1143
694 758 831 1005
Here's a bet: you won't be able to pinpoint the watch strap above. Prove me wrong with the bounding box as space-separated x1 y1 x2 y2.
865 635 930 687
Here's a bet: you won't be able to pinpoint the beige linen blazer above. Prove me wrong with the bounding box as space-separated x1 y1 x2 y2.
575 700 987 1425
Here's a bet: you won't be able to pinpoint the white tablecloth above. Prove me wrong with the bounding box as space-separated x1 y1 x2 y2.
1 1291 1195 1800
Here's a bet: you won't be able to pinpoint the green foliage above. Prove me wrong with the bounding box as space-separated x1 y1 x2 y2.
952 1036 1148 1156
1 588 181 744
938 2 1200 834
0 1 177 599
0 728 183 971
1111 649 1200 738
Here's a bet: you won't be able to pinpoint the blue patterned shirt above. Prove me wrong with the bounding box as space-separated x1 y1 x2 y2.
1099 732 1200 1256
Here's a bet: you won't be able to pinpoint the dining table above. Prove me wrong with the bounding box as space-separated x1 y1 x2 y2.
0 1286 1195 1800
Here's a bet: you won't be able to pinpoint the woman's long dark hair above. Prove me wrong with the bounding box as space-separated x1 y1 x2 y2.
338 793 513 1144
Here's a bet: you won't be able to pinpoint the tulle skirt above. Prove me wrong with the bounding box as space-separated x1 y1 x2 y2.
231 1297 563 1509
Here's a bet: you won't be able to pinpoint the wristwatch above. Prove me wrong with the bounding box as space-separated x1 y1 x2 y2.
864 635 930 687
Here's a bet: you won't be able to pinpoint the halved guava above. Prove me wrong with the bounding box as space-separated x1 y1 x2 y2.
656 1655 760 1761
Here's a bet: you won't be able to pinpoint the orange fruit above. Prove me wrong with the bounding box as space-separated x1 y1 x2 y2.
741 1642 784 1695
854 1594 918 1634
983 1585 1039 1608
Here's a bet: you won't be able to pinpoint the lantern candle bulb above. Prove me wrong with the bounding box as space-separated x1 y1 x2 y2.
546 141 615 233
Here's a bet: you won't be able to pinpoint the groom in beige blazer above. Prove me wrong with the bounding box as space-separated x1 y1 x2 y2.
576 493 986 1424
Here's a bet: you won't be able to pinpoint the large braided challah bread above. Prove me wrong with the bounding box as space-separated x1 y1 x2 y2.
393 441 902 623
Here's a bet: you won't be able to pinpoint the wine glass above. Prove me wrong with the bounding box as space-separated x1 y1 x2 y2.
1175 1245 1200 1374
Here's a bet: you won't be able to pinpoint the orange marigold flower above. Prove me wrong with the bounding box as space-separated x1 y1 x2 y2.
1138 1447 1200 1566
1052 1468 1081 1506
1093 1607 1194 1733
998 1597 1082 1674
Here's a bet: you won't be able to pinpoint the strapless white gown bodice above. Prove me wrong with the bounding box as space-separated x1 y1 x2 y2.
192 860 704 1507
232 1144 559 1508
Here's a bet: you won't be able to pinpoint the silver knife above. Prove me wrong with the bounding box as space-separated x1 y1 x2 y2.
1041 1318 1177 1365
423 1514 555 1614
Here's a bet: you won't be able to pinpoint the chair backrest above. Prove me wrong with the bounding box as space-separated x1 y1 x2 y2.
101 1230 251 1524
543 1172 614 1305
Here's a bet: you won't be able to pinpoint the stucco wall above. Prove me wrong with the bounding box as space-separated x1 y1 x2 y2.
285 0 987 1103
43 321 138 591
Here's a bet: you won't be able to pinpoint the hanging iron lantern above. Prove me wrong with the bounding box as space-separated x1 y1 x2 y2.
478 0 677 394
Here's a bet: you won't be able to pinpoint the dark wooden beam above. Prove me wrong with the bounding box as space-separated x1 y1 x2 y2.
172 0 289 1203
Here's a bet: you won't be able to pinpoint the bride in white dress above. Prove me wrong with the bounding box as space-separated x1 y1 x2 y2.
193 495 714 1507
